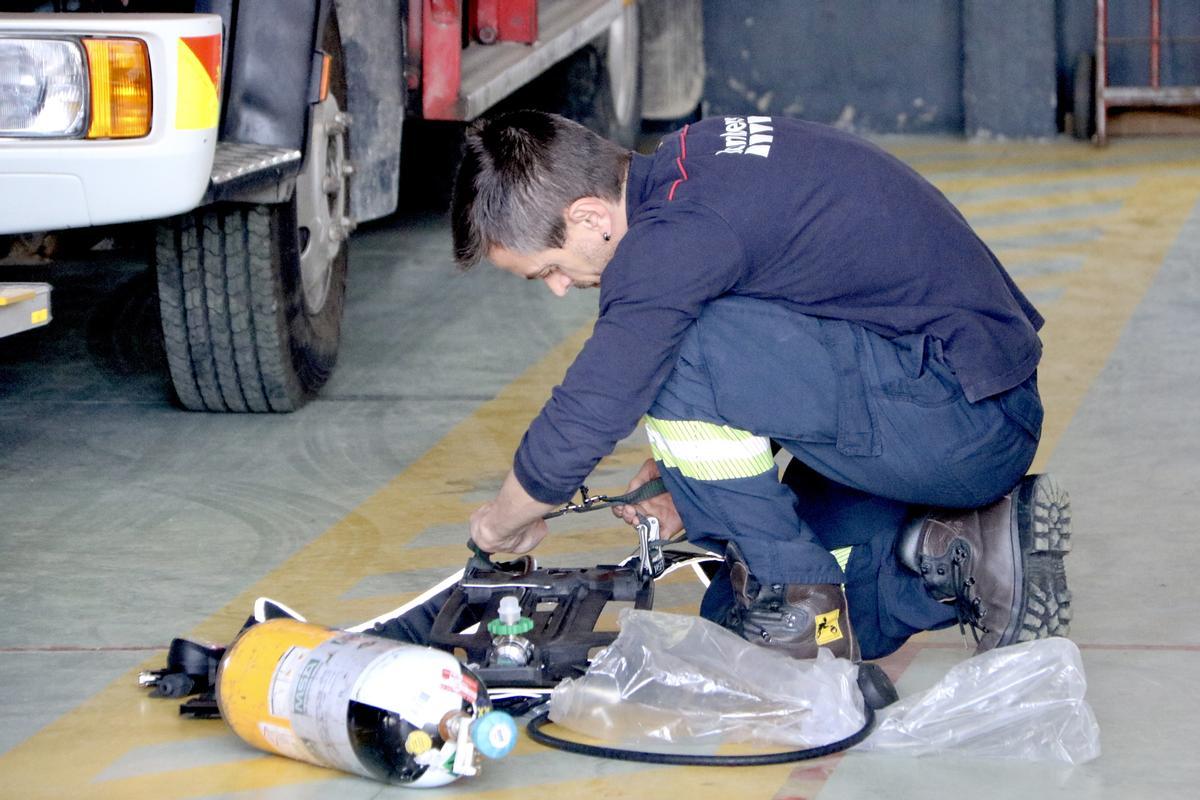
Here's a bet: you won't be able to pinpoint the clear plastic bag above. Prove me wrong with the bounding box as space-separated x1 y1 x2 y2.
549 609 866 748
855 637 1101 764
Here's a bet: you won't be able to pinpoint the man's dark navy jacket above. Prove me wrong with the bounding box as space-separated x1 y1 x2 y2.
514 116 1043 504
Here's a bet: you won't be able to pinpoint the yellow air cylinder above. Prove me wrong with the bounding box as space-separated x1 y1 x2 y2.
217 619 516 787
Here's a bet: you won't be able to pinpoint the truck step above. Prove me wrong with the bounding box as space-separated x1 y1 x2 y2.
203 142 302 204
0 283 52 339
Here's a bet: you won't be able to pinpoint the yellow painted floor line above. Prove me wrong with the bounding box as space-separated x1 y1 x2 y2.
929 157 1200 194
955 185 1130 216
2 141 1198 799
0 321 598 800
881 136 1200 162
1023 173 1200 472
973 214 1119 243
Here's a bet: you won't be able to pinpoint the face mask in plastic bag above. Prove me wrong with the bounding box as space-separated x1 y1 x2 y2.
549 609 867 748
855 636 1100 764
549 610 1100 764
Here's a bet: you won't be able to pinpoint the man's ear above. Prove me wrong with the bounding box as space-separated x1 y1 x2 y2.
564 197 612 235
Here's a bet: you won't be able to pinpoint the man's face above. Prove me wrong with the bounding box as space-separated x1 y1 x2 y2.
488 219 615 298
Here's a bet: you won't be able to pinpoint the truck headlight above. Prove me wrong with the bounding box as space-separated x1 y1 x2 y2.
0 38 88 137
0 36 151 139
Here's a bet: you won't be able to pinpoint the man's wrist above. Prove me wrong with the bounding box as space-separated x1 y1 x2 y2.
495 470 556 527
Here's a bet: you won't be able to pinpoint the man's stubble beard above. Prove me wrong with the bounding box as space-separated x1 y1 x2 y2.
579 237 617 288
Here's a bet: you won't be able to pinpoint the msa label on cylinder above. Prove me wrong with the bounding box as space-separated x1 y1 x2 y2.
268 645 312 719
288 635 389 776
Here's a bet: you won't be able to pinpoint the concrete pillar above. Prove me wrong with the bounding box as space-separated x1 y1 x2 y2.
963 0 1059 138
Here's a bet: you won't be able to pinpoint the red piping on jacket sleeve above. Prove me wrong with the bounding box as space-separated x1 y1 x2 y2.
667 124 690 201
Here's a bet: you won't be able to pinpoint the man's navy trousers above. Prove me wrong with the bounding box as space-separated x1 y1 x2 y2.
644 297 1044 659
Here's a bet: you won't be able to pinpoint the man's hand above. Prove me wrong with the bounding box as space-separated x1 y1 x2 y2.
469 470 556 555
611 458 683 537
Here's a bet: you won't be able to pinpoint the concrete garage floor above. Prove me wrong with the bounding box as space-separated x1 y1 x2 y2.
1 134 1198 799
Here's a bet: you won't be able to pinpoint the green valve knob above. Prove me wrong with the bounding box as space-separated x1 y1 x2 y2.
488 596 534 635
487 617 534 635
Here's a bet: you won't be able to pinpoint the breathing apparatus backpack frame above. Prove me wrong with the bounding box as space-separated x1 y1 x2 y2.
142 478 898 766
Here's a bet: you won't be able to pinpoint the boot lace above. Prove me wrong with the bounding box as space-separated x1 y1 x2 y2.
726 586 784 643
950 541 988 644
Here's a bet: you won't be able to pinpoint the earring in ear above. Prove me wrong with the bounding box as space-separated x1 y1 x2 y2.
602 232 611 242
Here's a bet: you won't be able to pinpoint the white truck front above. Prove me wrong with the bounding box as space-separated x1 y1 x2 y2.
1 1 703 411
0 12 221 337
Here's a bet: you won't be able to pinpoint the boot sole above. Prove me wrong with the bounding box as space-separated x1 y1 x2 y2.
998 474 1073 648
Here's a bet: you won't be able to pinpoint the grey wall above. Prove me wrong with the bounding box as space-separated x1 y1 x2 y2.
702 1 965 134
701 0 1198 138
963 0 1057 138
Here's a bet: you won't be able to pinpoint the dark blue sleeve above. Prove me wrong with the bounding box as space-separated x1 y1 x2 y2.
513 202 747 503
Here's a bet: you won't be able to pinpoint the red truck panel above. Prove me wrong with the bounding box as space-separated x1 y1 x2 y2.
471 0 537 45
422 0 462 119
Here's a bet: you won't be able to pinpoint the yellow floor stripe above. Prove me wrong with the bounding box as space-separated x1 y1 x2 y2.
881 135 1199 161
973 217 1118 245
955 185 1130 217
2 139 1198 799
1023 172 1199 472
0 325 597 799
930 156 1200 194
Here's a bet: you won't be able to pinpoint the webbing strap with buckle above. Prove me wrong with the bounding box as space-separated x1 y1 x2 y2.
540 477 668 519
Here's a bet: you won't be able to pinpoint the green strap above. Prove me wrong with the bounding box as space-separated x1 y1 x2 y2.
541 478 669 519
610 477 668 506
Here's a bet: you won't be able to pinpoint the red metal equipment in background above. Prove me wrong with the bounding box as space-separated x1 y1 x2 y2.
422 0 541 120
1095 0 1200 143
471 0 538 45
417 0 645 125
422 0 463 120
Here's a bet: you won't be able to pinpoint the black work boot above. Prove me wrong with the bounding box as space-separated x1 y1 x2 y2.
723 541 861 661
899 474 1072 654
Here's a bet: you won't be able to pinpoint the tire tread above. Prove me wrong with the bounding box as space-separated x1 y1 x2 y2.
156 206 304 412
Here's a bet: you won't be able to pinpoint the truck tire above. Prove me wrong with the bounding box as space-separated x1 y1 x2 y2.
597 0 643 147
522 1 642 147
1072 53 1096 141
155 11 350 412
640 0 704 121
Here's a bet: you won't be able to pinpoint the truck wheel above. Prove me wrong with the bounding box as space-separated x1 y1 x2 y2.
640 0 704 122
1072 53 1096 141
599 0 643 147
155 13 350 412
528 1 642 147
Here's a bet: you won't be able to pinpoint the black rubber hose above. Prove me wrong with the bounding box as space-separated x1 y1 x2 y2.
525 702 876 766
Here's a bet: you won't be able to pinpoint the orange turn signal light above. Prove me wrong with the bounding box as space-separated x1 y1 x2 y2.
319 53 332 102
83 38 152 139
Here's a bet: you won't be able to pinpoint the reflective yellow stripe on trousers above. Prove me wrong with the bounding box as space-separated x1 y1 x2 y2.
643 415 775 481
644 415 853 569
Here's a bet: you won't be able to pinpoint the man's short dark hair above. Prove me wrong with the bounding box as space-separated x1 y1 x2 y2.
451 110 632 269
